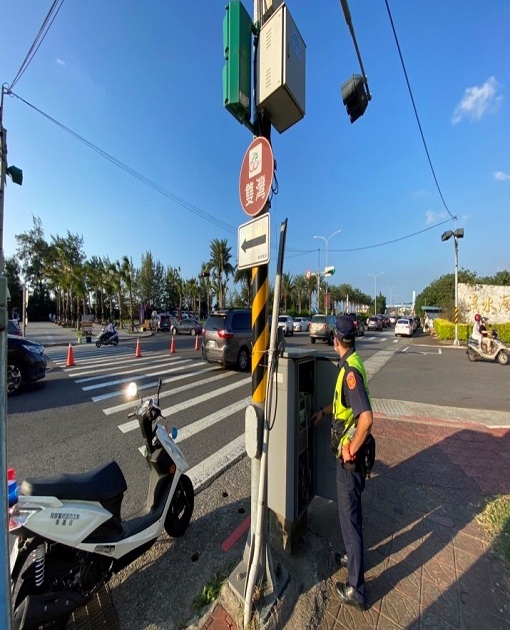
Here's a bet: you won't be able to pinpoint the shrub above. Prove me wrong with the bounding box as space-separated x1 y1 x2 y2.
434 318 510 343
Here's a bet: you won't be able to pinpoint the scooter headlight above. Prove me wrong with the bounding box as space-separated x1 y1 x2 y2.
9 504 42 531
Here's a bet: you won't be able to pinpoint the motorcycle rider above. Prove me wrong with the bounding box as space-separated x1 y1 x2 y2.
479 317 493 354
472 313 482 345
105 320 116 339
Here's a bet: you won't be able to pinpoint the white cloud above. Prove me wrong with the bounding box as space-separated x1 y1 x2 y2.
494 170 510 181
425 210 443 225
56 58 66 66
452 76 503 124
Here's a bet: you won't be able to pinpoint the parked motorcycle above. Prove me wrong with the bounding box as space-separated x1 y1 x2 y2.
9 379 194 629
466 329 509 365
95 327 119 347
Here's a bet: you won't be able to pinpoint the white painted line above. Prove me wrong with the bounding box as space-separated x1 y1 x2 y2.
92 364 215 403
75 357 186 381
117 381 250 433
187 435 246 494
81 360 193 389
103 370 239 412
177 398 250 441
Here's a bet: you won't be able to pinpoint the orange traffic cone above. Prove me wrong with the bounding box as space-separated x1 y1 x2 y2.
170 335 176 354
66 343 75 367
135 338 142 358
194 334 200 351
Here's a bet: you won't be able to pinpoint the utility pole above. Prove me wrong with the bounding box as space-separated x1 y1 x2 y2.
0 83 23 630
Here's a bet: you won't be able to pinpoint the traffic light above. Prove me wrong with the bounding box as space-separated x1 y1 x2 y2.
324 266 335 276
341 74 369 124
223 0 253 127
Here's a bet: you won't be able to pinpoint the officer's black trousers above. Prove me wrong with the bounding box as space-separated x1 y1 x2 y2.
336 459 366 602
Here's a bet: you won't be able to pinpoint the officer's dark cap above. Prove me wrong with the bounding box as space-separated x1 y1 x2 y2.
334 315 355 342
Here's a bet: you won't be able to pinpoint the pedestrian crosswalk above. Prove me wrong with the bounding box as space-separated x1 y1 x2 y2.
45 345 251 493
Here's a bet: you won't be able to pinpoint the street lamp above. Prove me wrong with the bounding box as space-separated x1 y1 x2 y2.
441 228 464 346
367 272 384 314
314 229 341 314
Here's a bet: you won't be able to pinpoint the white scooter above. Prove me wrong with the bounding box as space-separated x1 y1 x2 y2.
96 326 119 347
9 379 194 630
466 329 509 365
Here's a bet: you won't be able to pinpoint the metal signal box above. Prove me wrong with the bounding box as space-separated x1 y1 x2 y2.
256 3 306 133
223 0 253 126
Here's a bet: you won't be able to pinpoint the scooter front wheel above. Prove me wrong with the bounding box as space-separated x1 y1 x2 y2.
497 351 509 366
165 474 194 538
96 340 101 348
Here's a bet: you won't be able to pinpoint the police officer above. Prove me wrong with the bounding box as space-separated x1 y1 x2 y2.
312 315 373 610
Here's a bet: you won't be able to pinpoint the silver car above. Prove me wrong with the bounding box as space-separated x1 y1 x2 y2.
309 314 336 345
201 309 252 371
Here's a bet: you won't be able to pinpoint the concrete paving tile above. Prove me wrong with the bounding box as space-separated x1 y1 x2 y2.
379 589 420 628
421 576 460 627
452 546 481 575
365 547 392 575
334 601 382 630
421 557 456 588
453 530 487 556
418 609 458 629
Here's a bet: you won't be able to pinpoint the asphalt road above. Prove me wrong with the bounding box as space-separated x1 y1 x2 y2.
5 325 509 627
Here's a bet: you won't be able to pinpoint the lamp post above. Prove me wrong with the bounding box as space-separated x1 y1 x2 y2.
367 272 384 314
314 229 341 314
441 228 464 346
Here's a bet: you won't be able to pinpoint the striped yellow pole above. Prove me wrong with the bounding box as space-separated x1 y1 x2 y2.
251 264 269 402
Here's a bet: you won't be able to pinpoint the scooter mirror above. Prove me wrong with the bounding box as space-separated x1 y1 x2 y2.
126 382 138 398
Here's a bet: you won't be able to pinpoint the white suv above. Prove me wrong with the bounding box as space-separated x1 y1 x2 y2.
278 315 294 337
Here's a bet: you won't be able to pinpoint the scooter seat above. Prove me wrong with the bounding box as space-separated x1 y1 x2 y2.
21 460 127 502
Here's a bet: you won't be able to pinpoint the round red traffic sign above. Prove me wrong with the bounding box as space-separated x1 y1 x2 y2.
239 136 274 217
306 270 312 280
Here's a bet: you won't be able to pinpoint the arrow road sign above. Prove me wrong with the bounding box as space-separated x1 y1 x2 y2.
238 214 270 270
241 233 266 252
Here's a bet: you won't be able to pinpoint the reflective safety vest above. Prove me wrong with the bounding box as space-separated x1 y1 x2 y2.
332 352 370 446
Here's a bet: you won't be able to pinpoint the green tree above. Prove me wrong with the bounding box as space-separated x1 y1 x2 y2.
208 238 234 309
4 256 24 315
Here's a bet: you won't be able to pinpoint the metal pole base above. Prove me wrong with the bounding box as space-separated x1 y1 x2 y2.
228 550 289 626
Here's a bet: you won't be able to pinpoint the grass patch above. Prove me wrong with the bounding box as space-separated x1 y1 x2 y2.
192 568 230 612
476 494 510 568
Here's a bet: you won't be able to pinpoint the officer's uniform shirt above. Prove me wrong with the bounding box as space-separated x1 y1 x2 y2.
337 347 372 419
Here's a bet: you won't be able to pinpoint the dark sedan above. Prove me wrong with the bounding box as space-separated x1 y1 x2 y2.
7 334 47 395
170 318 203 336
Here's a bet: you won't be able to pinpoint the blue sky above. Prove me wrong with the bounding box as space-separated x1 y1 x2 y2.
1 1 509 306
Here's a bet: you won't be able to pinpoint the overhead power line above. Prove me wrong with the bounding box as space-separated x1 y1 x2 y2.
10 91 452 258
384 0 455 220
8 0 66 91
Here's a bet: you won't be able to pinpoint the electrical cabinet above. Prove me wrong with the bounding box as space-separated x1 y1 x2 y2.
256 3 306 133
267 349 316 550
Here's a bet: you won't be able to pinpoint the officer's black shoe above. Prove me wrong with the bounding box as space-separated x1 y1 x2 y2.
334 550 348 568
335 583 367 610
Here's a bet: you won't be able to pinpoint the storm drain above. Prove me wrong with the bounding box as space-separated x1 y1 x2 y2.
65 584 120 630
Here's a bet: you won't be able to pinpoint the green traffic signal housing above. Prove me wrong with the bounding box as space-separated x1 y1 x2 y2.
223 0 253 128
341 74 369 124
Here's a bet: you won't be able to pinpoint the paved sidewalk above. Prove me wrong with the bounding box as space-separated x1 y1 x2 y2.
197 412 510 630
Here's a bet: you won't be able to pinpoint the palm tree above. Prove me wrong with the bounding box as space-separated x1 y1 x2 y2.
292 274 308 314
122 256 136 331
208 238 234 309
234 267 252 307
